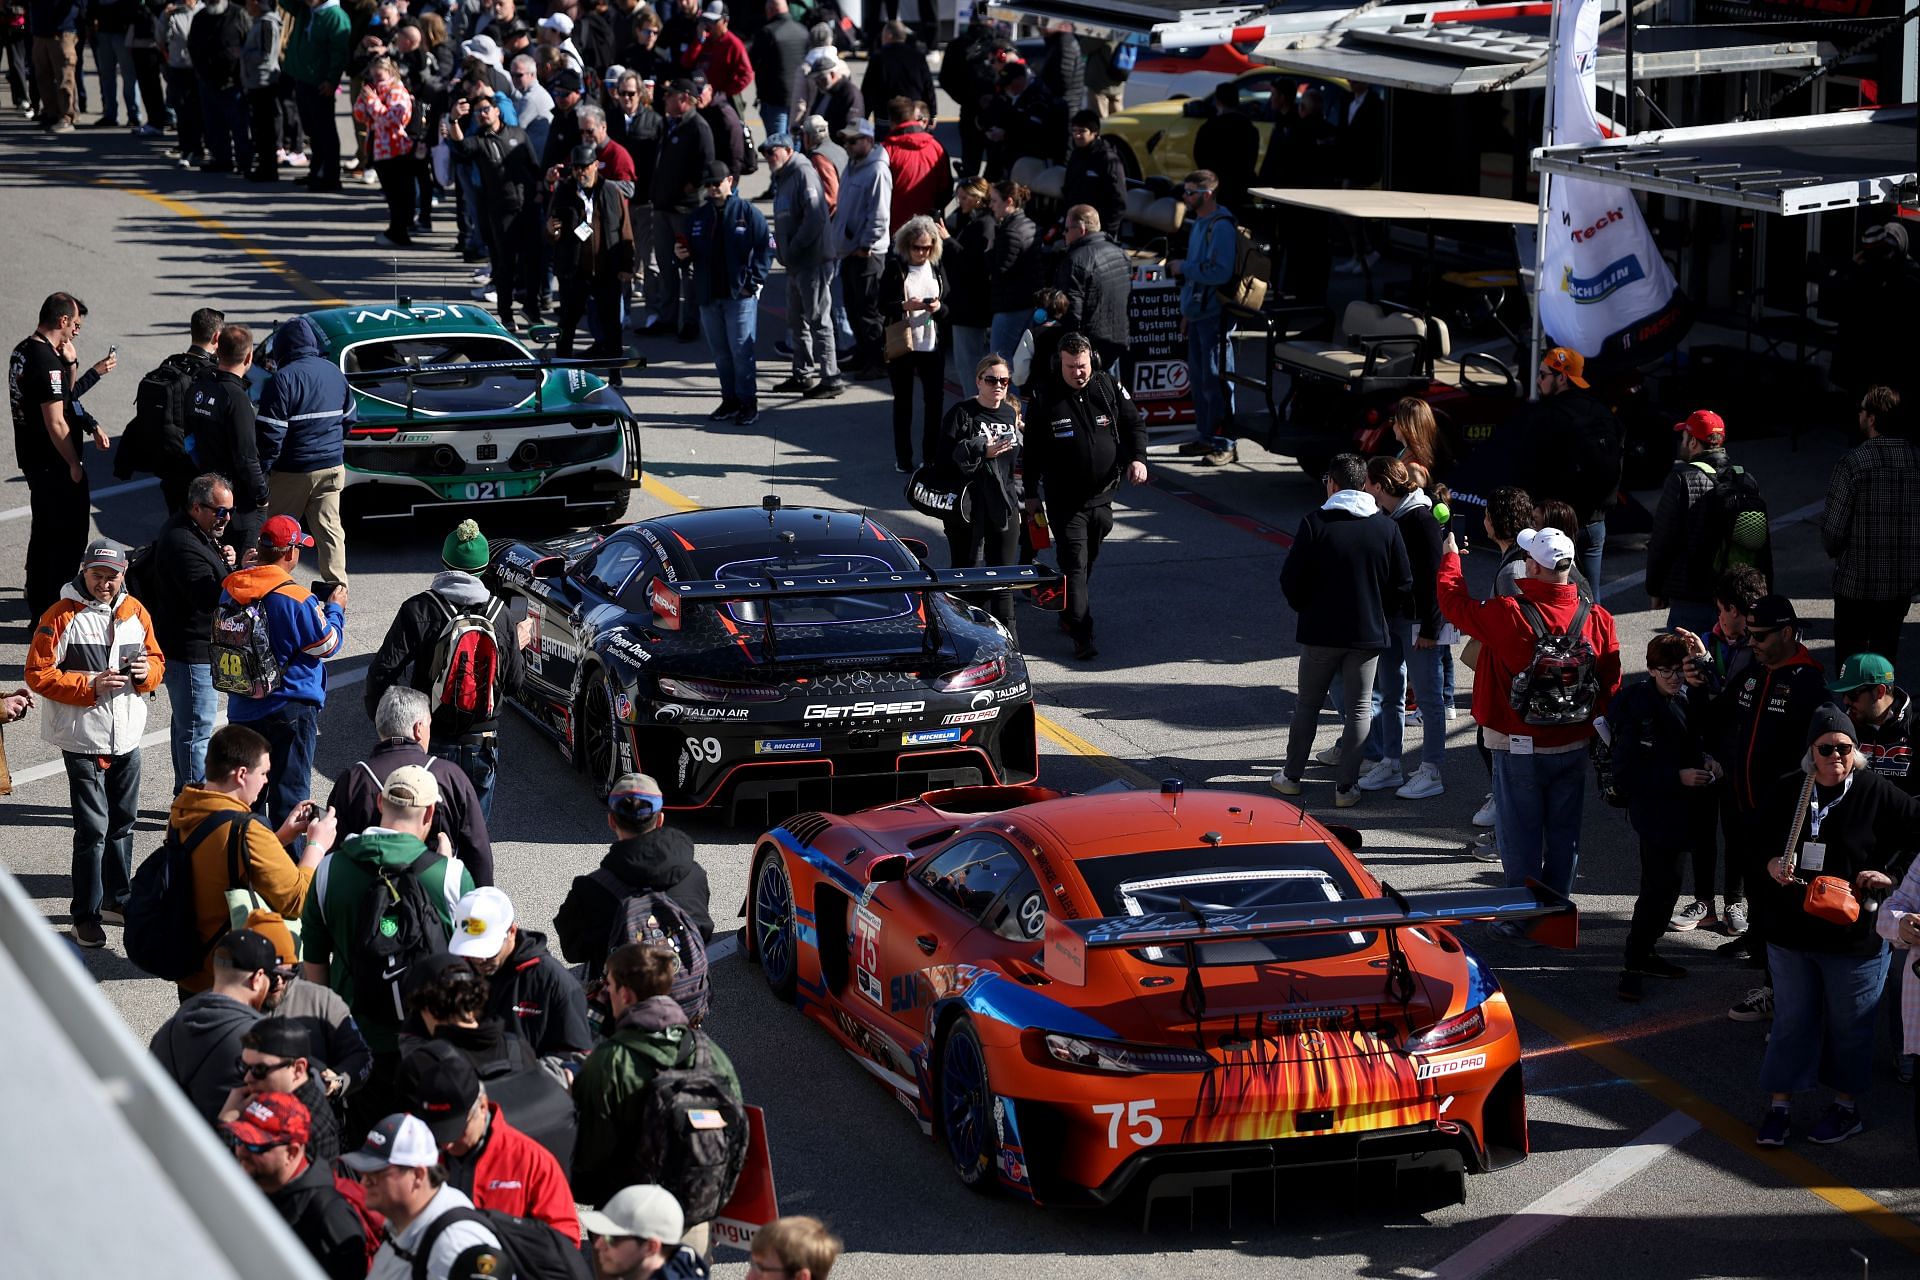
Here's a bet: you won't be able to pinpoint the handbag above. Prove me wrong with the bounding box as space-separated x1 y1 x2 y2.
1782 772 1863 927
904 462 968 522
884 318 912 362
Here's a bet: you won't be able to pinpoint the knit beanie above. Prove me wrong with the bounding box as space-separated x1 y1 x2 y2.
441 519 489 572
1805 703 1855 748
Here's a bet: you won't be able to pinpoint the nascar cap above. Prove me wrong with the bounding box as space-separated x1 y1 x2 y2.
609 773 665 825
223 1091 312 1148
1829 651 1896 693
395 1041 482 1145
1539 346 1589 389
341 1113 442 1172
579 1185 684 1242
1515 526 1575 573
259 515 315 551
381 764 441 811
449 886 515 958
81 539 130 572
1673 409 1726 444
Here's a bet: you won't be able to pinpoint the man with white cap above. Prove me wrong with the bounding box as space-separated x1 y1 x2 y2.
581 1185 708 1279
450 885 594 1068
536 11 585 74
345 1113 505 1280
1438 522 1621 930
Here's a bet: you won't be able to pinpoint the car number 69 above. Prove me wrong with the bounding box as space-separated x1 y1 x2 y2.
1092 1100 1162 1149
684 736 723 764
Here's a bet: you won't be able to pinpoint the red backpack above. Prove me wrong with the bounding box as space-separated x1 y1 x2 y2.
428 595 504 720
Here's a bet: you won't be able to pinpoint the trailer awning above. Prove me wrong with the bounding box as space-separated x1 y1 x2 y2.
1533 105 1918 215
1249 187 1537 222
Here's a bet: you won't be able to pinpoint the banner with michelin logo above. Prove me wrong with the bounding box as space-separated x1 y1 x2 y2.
1538 0 1678 357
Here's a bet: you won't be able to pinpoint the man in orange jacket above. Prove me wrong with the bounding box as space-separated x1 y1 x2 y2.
25 539 165 949
1438 525 1621 930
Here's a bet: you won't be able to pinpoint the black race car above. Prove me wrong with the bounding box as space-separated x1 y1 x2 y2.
486 500 1054 820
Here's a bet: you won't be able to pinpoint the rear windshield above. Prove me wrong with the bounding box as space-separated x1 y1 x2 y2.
713 555 915 627
343 335 534 401
1073 843 1373 965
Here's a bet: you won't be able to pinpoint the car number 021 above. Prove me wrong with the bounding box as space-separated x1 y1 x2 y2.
459 480 514 500
1092 1100 1162 1149
683 736 723 764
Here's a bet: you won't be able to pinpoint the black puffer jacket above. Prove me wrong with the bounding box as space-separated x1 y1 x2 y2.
365 571 526 741
986 209 1040 314
1607 675 1714 839
145 507 229 665
944 207 995 328
1059 230 1129 348
553 828 714 978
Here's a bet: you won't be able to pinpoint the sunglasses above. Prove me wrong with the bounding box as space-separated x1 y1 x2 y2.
199 503 233 518
237 1055 300 1080
1747 625 1783 639
909 241 934 251
978 374 1011 387
1815 742 1855 758
225 1133 290 1155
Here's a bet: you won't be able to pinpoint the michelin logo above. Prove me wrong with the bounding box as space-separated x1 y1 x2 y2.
755 737 822 755
903 728 963 747
1561 255 1646 305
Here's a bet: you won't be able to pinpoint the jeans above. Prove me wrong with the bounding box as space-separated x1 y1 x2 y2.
164 661 218 794
1364 635 1447 771
293 79 339 184
1286 645 1382 792
244 701 320 826
1186 311 1231 444
66 750 140 923
1048 502 1114 646
951 325 988 388
1762 942 1890 1098
989 311 1028 366
431 738 499 823
699 296 760 406
1575 518 1605 595
197 77 252 169
787 262 837 383
888 349 943 470
1491 747 1588 896
759 105 789 142
829 261 854 349
95 30 139 123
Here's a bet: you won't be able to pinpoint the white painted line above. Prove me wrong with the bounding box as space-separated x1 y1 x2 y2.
8 664 369 789
1418 1108 1701 1280
0 475 158 523
1594 496 1825 603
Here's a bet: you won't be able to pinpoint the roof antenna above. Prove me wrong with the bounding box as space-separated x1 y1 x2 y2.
391 257 400 305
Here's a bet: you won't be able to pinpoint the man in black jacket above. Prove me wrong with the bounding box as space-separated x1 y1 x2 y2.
554 771 713 979
748 0 807 141
939 13 998 178
1022 334 1148 661
1646 409 1769 636
695 72 746 176
147 471 236 793
1832 652 1916 797
1058 204 1129 373
114 306 222 513
187 324 271 555
326 685 495 886
1059 111 1126 232
1273 452 1413 805
448 89 544 330
646 77 716 339
608 72 661 326
1507 346 1622 589
982 61 1057 176
223 1091 367 1280
449 885 595 1070
1191 81 1256 213
861 20 932 130
188 0 253 172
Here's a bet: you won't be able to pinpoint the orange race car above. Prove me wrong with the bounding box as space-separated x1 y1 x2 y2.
745 781 1576 1207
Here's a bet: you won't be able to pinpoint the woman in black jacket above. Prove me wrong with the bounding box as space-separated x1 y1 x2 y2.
878 214 949 473
1354 456 1449 801
985 179 1040 362
943 177 994 385
934 351 1023 637
1753 704 1920 1148
1608 632 1721 1000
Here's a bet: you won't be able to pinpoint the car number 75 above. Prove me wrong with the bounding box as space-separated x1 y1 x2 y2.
1092 1100 1162 1149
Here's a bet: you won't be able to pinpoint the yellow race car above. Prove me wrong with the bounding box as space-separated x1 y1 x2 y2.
1098 65 1349 183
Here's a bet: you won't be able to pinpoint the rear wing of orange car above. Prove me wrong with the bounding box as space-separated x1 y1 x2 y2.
1041 882 1576 986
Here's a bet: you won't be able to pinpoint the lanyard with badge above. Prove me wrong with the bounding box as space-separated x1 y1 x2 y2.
1800 772 1853 875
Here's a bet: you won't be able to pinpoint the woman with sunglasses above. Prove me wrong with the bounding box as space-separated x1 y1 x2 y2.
878 214 948 473
932 354 1023 637
1752 704 1920 1148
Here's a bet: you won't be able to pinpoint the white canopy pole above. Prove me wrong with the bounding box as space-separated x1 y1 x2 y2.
1529 0 1565 401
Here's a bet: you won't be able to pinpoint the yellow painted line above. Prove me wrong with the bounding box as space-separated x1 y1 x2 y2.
1508 990 1920 1255
91 179 348 307
638 470 1155 788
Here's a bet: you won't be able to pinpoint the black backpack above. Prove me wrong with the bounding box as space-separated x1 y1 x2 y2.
345 849 452 1030
630 1028 749 1223
1508 596 1602 727
477 1048 579 1171
594 871 711 1025
124 811 253 981
1690 461 1771 574
115 354 198 480
739 119 760 174
409 1206 591 1280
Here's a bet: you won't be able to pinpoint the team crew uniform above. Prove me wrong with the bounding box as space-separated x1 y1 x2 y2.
11 332 90 618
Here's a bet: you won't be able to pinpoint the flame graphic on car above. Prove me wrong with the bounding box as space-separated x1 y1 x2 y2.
1186 1024 1433 1142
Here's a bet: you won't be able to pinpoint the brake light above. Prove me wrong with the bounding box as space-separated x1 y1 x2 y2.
933 656 1005 692
657 676 784 703
347 425 398 440
647 577 681 631
1405 1008 1486 1054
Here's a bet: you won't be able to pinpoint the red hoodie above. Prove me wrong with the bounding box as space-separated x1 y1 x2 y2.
886 126 952 229
1437 550 1622 748
463 1104 581 1243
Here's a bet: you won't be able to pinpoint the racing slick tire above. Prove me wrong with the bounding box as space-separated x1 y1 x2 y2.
748 846 799 1001
937 1018 1003 1193
576 671 625 799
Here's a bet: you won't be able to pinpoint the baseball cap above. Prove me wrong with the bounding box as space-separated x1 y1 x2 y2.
341 1113 442 1173
1673 409 1726 444
759 131 793 154
995 61 1030 85
223 1091 312 1148
1861 221 1909 255
381 763 441 811
1539 346 1588 389
217 928 284 975
240 908 298 967
578 1185 685 1242
570 141 600 169
704 159 733 185
1745 594 1799 630
550 67 585 96
800 114 829 139
813 54 845 77
460 33 503 66
699 1 726 19
81 539 130 572
259 514 315 551
608 772 665 825
665 76 696 96
448 886 516 959
395 1042 482 1145
1515 526 1575 572
839 118 876 141
538 11 573 34
1829 651 1895 693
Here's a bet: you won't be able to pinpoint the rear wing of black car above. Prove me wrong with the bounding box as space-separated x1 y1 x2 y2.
345 356 646 417
1041 881 1576 986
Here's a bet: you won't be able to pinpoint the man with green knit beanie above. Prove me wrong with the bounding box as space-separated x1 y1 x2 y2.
364 519 531 818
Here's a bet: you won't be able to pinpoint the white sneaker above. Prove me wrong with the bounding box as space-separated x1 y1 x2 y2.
1472 792 1496 827
1357 759 1405 792
1314 744 1343 768
1444 706 1458 723
1334 787 1361 808
472 286 498 302
1396 764 1444 799
1270 771 1302 796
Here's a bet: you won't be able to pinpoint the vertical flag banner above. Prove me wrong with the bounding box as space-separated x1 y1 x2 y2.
1538 0 1678 356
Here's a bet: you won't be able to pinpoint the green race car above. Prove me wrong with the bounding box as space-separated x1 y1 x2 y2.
258 301 642 525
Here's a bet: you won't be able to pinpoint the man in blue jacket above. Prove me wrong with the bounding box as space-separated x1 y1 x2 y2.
258 317 354 587
679 159 774 425
1169 169 1239 464
218 516 348 824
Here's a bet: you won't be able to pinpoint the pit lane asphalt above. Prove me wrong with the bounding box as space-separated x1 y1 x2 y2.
1 117 1915 1280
